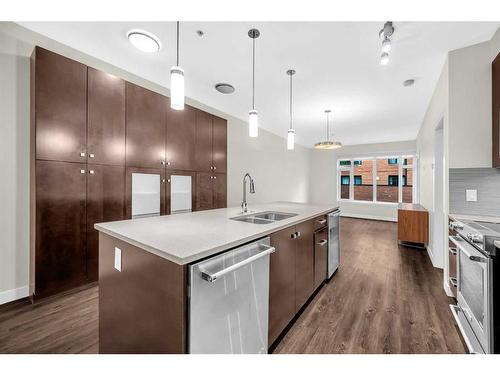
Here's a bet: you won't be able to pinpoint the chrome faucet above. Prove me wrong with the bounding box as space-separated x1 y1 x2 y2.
241 173 255 213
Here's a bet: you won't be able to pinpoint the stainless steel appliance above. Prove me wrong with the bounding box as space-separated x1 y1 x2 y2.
327 209 341 279
449 219 500 354
188 237 274 354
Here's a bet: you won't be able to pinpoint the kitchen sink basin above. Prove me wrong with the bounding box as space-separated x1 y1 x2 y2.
230 211 298 224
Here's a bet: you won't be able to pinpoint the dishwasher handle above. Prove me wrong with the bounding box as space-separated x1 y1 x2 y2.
201 244 275 282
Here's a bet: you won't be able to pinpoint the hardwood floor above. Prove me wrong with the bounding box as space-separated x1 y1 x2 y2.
273 218 466 354
0 218 465 354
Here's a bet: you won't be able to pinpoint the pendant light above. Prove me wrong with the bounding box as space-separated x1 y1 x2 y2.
170 21 184 110
286 69 296 150
314 110 342 150
248 28 260 137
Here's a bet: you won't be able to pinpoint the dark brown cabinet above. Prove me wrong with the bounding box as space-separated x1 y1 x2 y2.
86 165 125 281
295 220 314 311
125 167 166 219
87 68 126 166
166 104 197 171
493 53 500 167
213 173 227 209
34 47 87 163
35 160 87 297
269 226 297 346
212 115 228 173
126 83 167 169
314 227 328 290
194 110 214 172
195 172 214 210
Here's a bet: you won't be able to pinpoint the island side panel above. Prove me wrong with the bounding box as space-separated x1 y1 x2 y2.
98 233 187 353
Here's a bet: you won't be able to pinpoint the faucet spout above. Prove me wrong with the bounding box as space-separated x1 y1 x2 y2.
242 173 255 213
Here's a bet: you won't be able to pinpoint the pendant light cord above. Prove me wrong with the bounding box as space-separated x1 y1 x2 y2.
176 21 180 66
289 73 293 130
252 37 256 110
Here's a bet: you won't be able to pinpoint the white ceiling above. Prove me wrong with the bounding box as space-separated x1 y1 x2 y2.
19 22 499 147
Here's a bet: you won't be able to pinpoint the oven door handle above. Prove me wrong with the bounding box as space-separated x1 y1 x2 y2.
449 236 488 263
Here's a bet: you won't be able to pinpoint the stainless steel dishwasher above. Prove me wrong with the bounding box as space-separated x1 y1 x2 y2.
188 237 275 354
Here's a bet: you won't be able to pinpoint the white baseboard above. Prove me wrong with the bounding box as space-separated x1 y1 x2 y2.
340 213 397 222
0 285 29 305
426 246 436 266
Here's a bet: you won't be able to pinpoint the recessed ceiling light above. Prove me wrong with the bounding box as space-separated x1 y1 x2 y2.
403 79 415 87
196 30 204 37
127 29 161 53
215 83 235 94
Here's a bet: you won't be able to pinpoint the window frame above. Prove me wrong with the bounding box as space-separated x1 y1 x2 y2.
337 155 418 205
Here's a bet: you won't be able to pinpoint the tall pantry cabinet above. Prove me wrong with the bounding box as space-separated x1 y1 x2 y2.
31 47 227 299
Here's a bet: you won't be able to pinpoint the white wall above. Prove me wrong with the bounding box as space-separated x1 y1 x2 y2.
0 23 311 303
0 30 32 304
309 140 416 222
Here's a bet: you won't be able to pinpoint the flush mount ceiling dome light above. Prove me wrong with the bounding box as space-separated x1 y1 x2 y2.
215 83 235 94
314 110 342 150
127 29 161 53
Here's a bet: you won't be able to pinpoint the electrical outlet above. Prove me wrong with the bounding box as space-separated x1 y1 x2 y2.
466 189 477 202
114 247 122 271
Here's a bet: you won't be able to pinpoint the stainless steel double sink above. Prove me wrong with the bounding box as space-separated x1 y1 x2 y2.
230 211 298 224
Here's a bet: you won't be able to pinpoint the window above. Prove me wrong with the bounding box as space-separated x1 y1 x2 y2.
388 175 398 186
338 156 417 204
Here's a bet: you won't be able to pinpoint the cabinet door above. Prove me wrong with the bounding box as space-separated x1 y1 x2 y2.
126 83 167 168
314 228 328 290
166 104 197 171
195 172 214 210
212 116 227 173
493 53 500 167
35 160 87 297
125 167 166 219
86 165 125 281
269 226 297 346
295 220 314 312
213 173 227 209
87 68 126 166
35 47 87 163
166 170 196 215
194 110 213 172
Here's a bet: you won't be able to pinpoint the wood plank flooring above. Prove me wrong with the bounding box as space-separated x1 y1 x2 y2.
273 218 466 354
0 218 465 354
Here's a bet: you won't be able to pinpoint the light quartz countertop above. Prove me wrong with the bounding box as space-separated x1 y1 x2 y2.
95 202 339 265
449 213 500 224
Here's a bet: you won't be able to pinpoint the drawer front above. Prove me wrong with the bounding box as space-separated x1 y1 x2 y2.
448 239 458 298
313 215 328 231
313 228 328 289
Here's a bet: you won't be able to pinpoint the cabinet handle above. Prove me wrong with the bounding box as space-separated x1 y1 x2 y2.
449 247 457 255
213 176 217 180
80 169 86 174
296 231 301 238
88 170 95 175
213 166 217 170
162 178 166 183
317 218 327 225
80 152 86 157
291 233 297 239
161 161 166 165
167 179 171 183
210 176 214 179
167 161 171 166
89 153 95 158
318 239 328 247
210 166 214 170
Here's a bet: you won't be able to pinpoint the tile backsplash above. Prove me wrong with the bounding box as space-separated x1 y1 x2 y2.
449 168 500 216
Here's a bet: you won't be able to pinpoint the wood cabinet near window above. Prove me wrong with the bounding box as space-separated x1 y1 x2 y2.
493 52 500 167
126 83 167 169
34 47 87 163
86 165 125 282
397 203 429 246
35 160 88 297
87 68 126 166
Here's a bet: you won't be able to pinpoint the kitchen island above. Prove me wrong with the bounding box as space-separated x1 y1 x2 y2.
95 202 338 353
